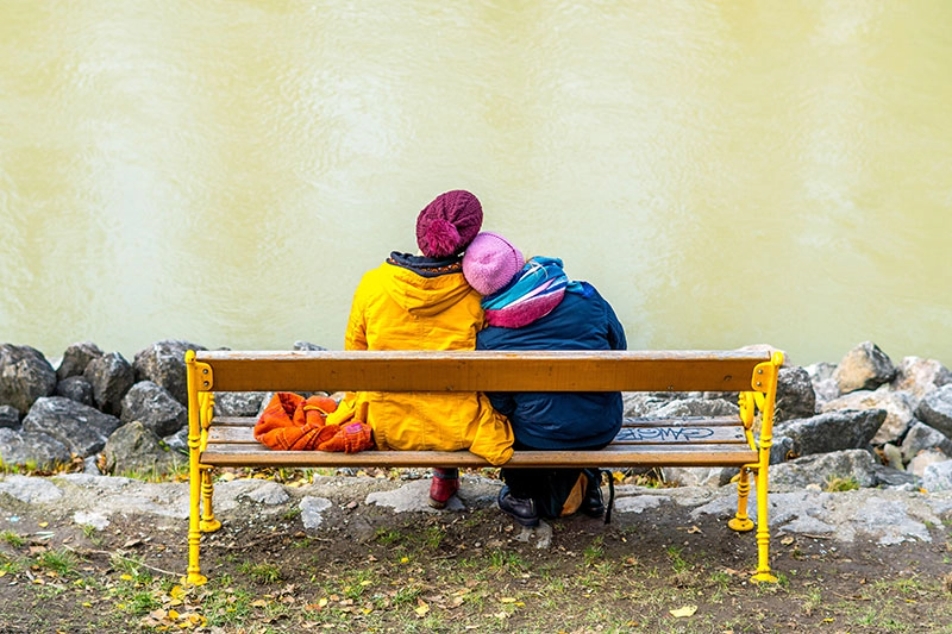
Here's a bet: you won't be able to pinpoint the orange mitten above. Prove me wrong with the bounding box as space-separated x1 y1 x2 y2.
316 421 374 453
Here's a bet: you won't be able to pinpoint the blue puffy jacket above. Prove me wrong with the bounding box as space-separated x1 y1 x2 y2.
476 281 627 450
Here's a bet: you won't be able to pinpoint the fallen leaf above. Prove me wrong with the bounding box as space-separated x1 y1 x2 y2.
781 536 795 545
669 605 698 618
414 600 430 616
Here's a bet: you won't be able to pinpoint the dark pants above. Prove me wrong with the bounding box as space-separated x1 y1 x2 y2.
501 439 609 514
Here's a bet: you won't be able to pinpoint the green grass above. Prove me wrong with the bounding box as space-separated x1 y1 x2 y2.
237 561 282 584
824 474 860 492
583 536 605 566
35 548 78 576
0 530 25 548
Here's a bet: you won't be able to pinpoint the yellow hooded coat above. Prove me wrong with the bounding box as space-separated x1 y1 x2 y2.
325 257 514 465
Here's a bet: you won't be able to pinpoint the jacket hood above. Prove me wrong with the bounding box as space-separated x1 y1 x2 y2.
382 254 475 317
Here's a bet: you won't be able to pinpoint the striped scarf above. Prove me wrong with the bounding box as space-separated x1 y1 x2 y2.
482 256 571 328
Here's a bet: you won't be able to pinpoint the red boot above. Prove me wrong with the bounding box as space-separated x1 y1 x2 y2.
428 468 460 509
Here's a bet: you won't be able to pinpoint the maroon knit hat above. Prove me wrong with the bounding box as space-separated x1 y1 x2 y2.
415 190 483 258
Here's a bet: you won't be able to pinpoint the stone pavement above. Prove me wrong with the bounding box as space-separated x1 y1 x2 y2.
2 473 952 551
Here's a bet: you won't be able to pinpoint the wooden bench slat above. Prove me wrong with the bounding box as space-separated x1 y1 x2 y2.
200 445 758 469
195 350 770 393
206 417 750 446
212 415 745 429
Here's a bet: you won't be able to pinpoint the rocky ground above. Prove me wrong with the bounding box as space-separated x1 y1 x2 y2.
1 470 952 633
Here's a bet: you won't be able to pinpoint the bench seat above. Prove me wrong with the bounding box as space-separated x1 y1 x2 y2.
201 416 757 468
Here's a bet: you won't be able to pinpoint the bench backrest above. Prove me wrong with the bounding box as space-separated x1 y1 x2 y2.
188 349 775 394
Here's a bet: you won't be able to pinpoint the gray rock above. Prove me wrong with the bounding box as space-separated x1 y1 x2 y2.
133 340 206 407
120 381 187 437
368 478 458 512
775 366 817 422
83 455 102 475
891 356 952 404
775 409 885 456
622 392 679 417
770 435 798 464
0 474 64 503
805 361 839 406
900 421 952 463
907 449 949 478
915 384 952 438
833 341 897 394
162 427 190 456
820 387 915 445
922 460 952 493
54 375 95 406
83 352 135 416
880 443 903 470
0 428 71 469
653 397 739 418
293 341 328 351
56 341 103 380
842 495 933 545
102 421 184 477
870 464 918 488
812 378 840 407
74 511 110 531
0 404 19 429
215 391 267 417
197 480 269 514
300 496 333 530
0 344 57 416
805 361 837 383
22 396 122 457
237 481 290 505
769 449 878 492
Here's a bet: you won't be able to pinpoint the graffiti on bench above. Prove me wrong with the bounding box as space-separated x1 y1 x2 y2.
615 426 716 442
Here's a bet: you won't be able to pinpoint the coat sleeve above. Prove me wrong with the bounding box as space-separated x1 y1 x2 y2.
343 277 369 351
603 297 627 351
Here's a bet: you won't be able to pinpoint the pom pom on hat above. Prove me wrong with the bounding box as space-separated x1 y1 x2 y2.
462 232 525 296
416 190 483 258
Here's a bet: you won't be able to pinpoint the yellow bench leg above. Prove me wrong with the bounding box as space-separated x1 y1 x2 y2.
751 461 777 583
200 467 222 533
728 467 754 532
184 455 207 585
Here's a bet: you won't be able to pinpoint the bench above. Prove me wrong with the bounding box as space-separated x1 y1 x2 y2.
183 348 784 585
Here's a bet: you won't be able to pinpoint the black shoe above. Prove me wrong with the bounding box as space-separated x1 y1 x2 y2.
581 469 605 518
497 486 540 527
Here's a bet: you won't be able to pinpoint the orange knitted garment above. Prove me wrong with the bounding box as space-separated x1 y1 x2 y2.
253 392 373 453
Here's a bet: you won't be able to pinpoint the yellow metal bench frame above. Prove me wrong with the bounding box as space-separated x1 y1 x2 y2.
184 349 783 585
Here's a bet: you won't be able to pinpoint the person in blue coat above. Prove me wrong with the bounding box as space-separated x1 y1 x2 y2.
462 232 627 527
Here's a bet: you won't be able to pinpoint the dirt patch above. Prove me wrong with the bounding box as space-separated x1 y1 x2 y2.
1 477 952 633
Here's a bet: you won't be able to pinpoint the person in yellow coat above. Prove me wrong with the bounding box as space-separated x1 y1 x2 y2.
326 190 514 508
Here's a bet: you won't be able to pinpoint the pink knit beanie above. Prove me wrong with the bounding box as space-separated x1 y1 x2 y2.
415 190 483 258
462 232 525 296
